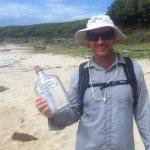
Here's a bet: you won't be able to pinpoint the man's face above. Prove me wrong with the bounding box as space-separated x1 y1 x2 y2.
86 27 115 59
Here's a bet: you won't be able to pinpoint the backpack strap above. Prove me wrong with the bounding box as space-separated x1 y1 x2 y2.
77 62 89 114
123 57 138 109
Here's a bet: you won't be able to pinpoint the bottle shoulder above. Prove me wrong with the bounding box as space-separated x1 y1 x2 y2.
36 75 60 84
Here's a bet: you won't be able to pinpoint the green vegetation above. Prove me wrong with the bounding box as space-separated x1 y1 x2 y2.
26 42 150 59
0 19 87 39
107 0 150 27
114 43 150 59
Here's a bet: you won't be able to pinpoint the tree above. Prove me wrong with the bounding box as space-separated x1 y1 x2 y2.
106 0 150 26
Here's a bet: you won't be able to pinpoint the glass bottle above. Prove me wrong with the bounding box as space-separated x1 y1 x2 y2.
34 65 70 114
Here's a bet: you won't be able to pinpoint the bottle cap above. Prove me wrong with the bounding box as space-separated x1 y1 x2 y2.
34 65 41 72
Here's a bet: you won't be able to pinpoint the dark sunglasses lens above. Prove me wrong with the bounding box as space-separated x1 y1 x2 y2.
87 31 114 41
87 33 99 41
101 32 114 40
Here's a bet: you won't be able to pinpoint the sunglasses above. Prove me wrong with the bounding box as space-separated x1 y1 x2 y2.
87 30 115 41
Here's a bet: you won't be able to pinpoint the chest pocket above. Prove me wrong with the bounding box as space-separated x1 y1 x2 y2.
81 87 105 123
111 78 134 110
83 87 104 109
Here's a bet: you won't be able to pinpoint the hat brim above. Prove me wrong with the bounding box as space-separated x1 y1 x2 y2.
75 25 126 47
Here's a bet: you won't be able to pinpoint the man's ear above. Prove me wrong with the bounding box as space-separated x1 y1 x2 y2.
113 39 116 45
85 38 90 47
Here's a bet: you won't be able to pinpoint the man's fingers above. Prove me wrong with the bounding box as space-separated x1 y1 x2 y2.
35 97 53 118
35 97 43 103
36 99 49 112
42 105 53 118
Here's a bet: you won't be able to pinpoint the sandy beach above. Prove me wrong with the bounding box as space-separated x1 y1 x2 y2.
0 44 150 150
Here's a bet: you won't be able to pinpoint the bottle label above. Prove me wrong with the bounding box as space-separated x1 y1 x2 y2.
38 78 58 95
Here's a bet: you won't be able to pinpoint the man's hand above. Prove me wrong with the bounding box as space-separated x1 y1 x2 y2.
35 97 53 118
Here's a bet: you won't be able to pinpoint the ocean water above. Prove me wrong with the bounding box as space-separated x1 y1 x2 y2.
0 53 18 66
0 45 32 67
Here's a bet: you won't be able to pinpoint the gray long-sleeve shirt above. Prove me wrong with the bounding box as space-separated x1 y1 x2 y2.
48 54 150 150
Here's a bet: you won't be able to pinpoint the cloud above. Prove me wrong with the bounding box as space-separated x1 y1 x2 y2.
0 1 104 26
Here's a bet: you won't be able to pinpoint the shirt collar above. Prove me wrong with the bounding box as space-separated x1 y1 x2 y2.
83 53 126 70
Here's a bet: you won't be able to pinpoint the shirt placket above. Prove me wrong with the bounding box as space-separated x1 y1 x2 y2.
104 70 112 150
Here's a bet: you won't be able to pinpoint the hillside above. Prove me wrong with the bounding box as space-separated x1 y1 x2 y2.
0 19 88 39
0 18 150 45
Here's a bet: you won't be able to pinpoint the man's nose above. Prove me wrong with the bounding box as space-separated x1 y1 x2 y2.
97 36 105 44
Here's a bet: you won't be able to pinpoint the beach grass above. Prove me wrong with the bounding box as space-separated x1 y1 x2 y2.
23 42 150 59
114 43 150 59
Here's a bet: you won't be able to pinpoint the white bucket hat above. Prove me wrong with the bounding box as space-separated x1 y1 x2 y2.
75 15 126 46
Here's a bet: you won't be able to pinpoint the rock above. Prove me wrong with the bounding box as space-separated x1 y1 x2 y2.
34 45 46 50
0 85 9 92
0 49 11 52
12 132 38 142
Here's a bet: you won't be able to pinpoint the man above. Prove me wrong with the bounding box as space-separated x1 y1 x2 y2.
35 15 150 150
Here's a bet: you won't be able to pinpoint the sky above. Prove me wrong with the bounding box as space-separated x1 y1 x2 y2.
0 0 115 27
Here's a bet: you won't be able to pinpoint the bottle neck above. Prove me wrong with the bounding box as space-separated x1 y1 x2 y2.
36 70 46 79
